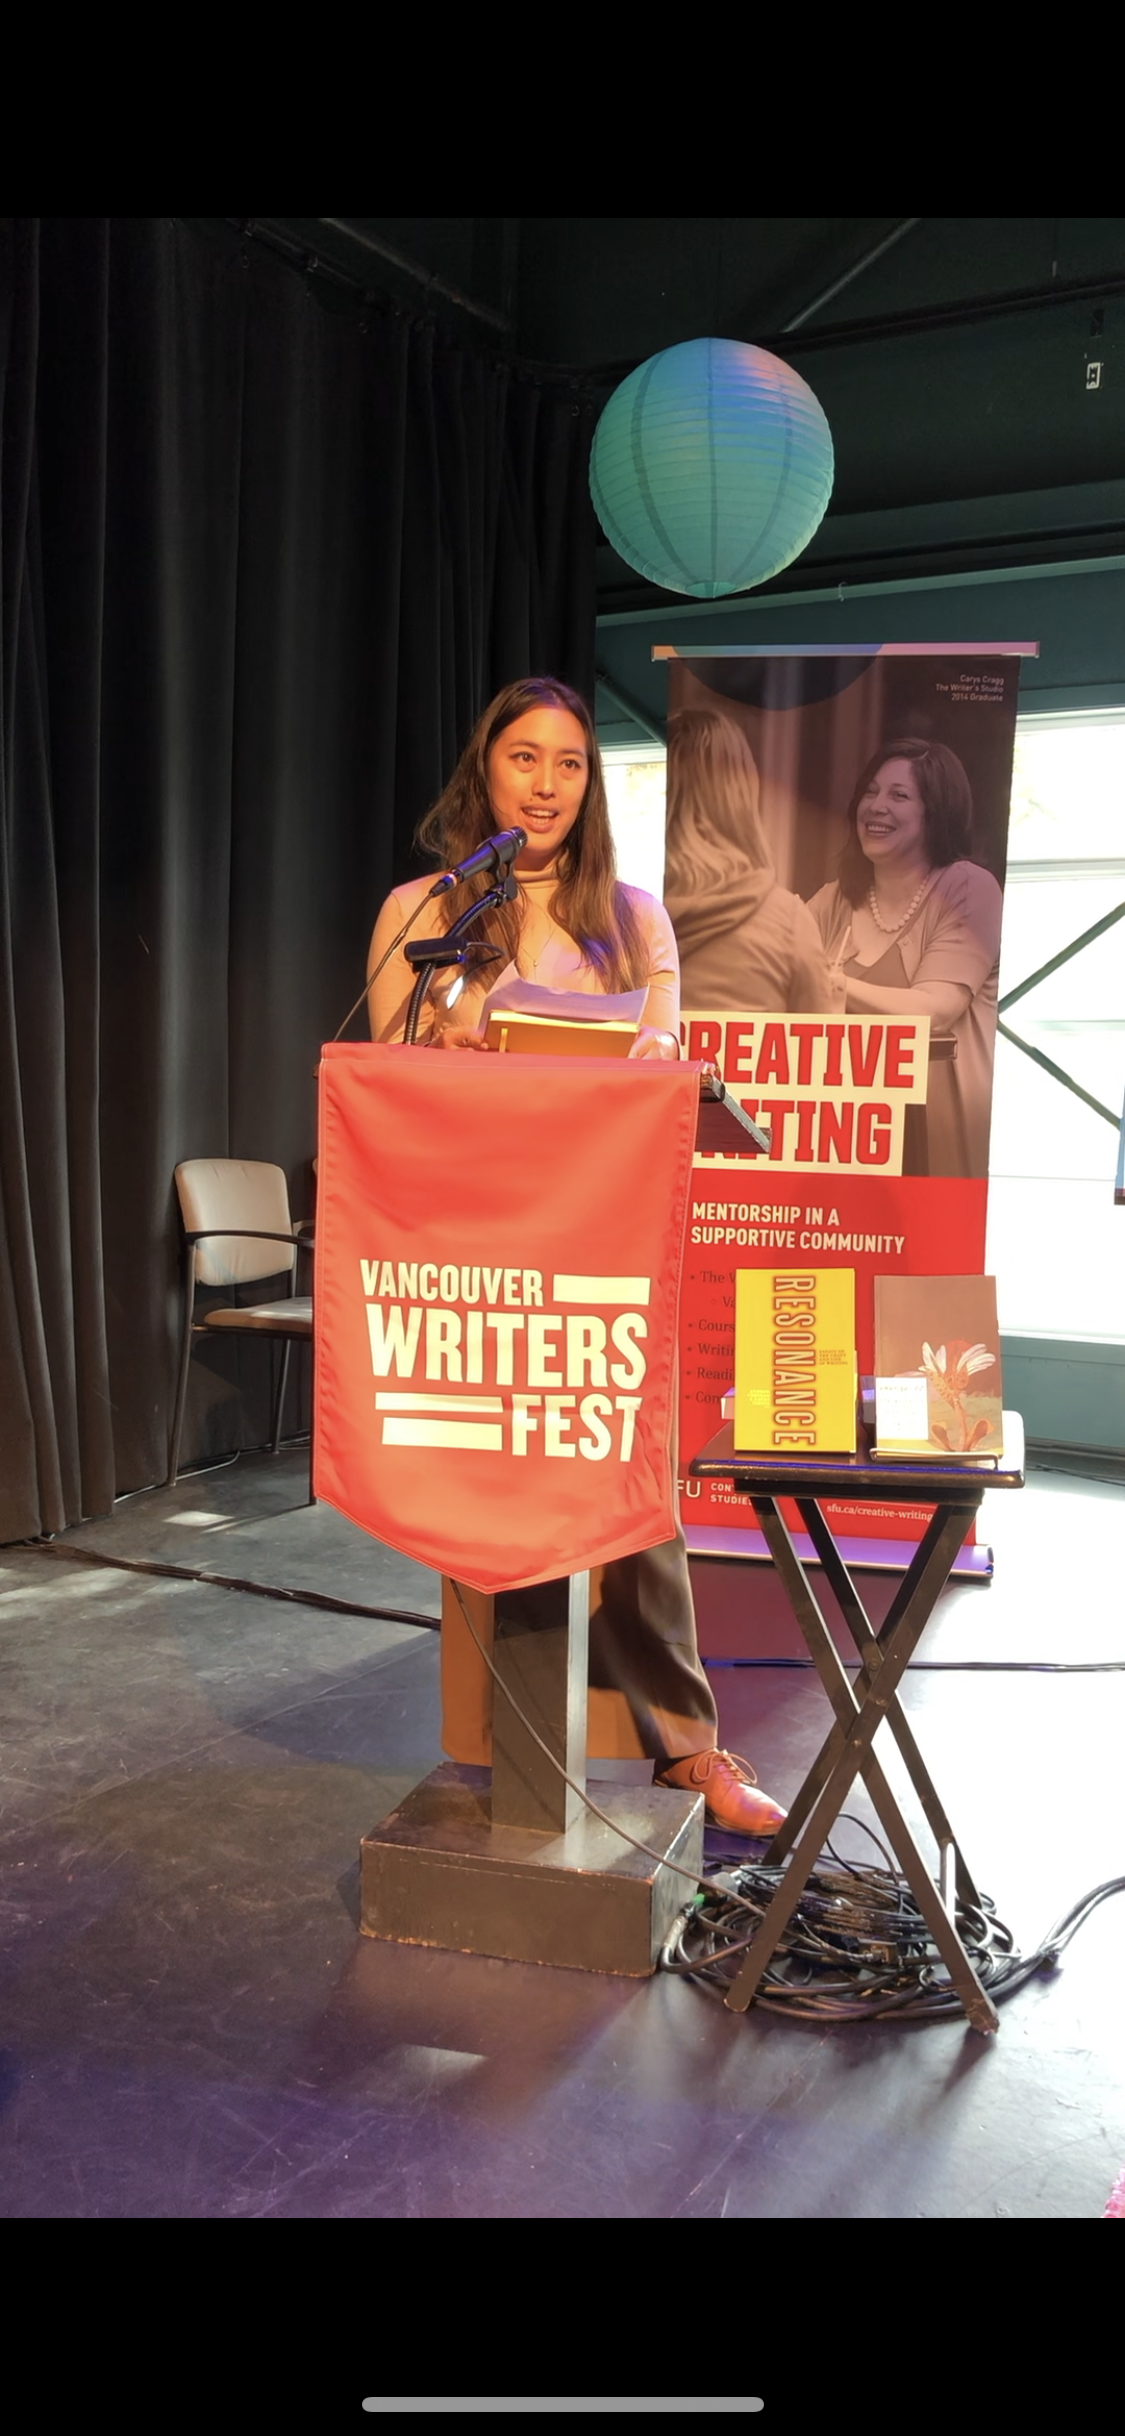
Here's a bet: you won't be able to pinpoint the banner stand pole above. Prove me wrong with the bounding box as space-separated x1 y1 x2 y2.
490 1571 590 1834
359 1564 704 1977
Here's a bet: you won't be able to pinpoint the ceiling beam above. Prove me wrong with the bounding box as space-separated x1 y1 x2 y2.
781 217 922 332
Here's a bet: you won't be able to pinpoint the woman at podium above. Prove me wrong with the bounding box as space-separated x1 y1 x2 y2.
366 677 785 1839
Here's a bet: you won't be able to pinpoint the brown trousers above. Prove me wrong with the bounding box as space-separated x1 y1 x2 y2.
441 1518 718 1769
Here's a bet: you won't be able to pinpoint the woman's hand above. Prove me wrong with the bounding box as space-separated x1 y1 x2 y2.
436 1025 492 1052
628 1027 680 1062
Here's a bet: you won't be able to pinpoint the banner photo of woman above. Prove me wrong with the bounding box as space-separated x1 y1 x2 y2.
663 649 1020 1182
658 644 1029 1566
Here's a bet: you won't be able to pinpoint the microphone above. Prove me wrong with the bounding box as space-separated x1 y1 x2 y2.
432 827 527 895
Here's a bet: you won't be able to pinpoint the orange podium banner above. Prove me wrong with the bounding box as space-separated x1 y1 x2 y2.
314 1044 699 1592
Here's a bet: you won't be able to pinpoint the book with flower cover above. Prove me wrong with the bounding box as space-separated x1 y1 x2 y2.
873 1274 1003 1460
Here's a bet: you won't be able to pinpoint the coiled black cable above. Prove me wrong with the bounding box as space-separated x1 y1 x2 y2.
662 1835 1125 2022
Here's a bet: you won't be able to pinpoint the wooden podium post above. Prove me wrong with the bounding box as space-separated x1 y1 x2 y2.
359 1075 763 1976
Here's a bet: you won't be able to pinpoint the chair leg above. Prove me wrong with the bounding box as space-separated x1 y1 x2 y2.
270 1338 293 1454
167 1277 197 1487
306 1339 316 1506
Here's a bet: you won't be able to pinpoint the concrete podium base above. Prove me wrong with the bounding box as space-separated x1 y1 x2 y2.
360 1763 704 1977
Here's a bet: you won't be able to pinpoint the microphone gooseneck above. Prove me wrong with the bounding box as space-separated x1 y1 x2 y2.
334 829 527 1044
432 826 527 895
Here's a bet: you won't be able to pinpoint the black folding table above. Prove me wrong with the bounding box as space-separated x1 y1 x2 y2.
689 1416 1025 2031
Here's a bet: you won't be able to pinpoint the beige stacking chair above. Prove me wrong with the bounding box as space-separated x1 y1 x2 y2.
168 1158 314 1491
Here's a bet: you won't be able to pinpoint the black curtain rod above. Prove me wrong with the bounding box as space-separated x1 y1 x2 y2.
318 216 511 333
224 218 595 393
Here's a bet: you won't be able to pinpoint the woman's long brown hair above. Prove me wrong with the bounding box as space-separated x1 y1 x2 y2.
415 677 648 993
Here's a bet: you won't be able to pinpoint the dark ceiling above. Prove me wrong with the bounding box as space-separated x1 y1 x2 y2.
219 217 1125 612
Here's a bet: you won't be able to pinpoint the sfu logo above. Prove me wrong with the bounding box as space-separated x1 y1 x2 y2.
361 1258 651 1464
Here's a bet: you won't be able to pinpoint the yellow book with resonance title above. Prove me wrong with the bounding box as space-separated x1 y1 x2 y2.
734 1268 857 1453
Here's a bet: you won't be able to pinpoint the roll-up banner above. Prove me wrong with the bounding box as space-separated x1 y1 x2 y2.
659 644 1035 1572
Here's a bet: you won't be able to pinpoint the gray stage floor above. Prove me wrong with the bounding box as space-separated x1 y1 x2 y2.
1 1448 1122 2221
58 1456 443 1622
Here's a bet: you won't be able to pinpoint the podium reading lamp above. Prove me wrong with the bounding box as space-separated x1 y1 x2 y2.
360 913 770 1976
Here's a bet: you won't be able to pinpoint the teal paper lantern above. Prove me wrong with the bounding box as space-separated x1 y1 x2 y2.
589 336 834 599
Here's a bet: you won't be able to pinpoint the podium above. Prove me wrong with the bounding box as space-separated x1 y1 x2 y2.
357 1072 765 1977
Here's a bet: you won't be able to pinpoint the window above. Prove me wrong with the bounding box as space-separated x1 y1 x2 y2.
985 712 1125 1343
602 745 668 899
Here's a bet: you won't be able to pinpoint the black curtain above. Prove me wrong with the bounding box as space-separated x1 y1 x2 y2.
0 217 598 1539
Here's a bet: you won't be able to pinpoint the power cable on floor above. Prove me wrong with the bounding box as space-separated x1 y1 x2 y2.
708 1655 1125 1673
28 1537 440 1633
664 1851 1125 2023
21 1540 1123 1673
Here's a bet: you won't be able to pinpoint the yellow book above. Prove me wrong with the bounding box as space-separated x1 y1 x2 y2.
484 1011 636 1058
734 1268 857 1453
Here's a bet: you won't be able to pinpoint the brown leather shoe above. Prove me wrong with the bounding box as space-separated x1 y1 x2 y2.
657 1749 786 1837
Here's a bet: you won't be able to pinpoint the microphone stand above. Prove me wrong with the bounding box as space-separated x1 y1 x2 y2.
402 871 515 1045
